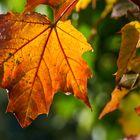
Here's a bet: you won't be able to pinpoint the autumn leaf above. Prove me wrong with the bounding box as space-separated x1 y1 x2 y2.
0 12 92 127
116 21 140 82
101 0 117 18
99 87 129 119
100 73 139 119
100 21 140 119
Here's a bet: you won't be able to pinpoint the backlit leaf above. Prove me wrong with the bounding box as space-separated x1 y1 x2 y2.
0 12 92 127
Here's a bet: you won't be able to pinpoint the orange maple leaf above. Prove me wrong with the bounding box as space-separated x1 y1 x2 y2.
0 12 92 127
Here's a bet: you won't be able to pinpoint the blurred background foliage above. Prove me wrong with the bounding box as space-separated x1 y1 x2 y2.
0 0 139 140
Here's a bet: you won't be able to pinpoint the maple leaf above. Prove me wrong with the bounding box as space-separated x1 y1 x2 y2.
0 12 92 127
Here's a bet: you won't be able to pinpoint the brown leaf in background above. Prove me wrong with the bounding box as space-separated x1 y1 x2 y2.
111 0 139 19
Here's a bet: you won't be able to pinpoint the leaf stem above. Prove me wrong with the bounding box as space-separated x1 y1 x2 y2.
54 0 78 25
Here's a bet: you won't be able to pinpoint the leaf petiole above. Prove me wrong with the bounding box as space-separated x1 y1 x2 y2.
54 0 78 25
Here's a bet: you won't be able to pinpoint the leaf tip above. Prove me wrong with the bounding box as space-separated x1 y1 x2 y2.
84 96 92 110
98 103 117 119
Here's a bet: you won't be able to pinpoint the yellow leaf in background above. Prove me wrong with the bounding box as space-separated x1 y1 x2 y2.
101 0 117 18
129 20 140 32
116 21 140 82
76 0 91 11
119 93 140 135
76 0 117 18
76 0 96 11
